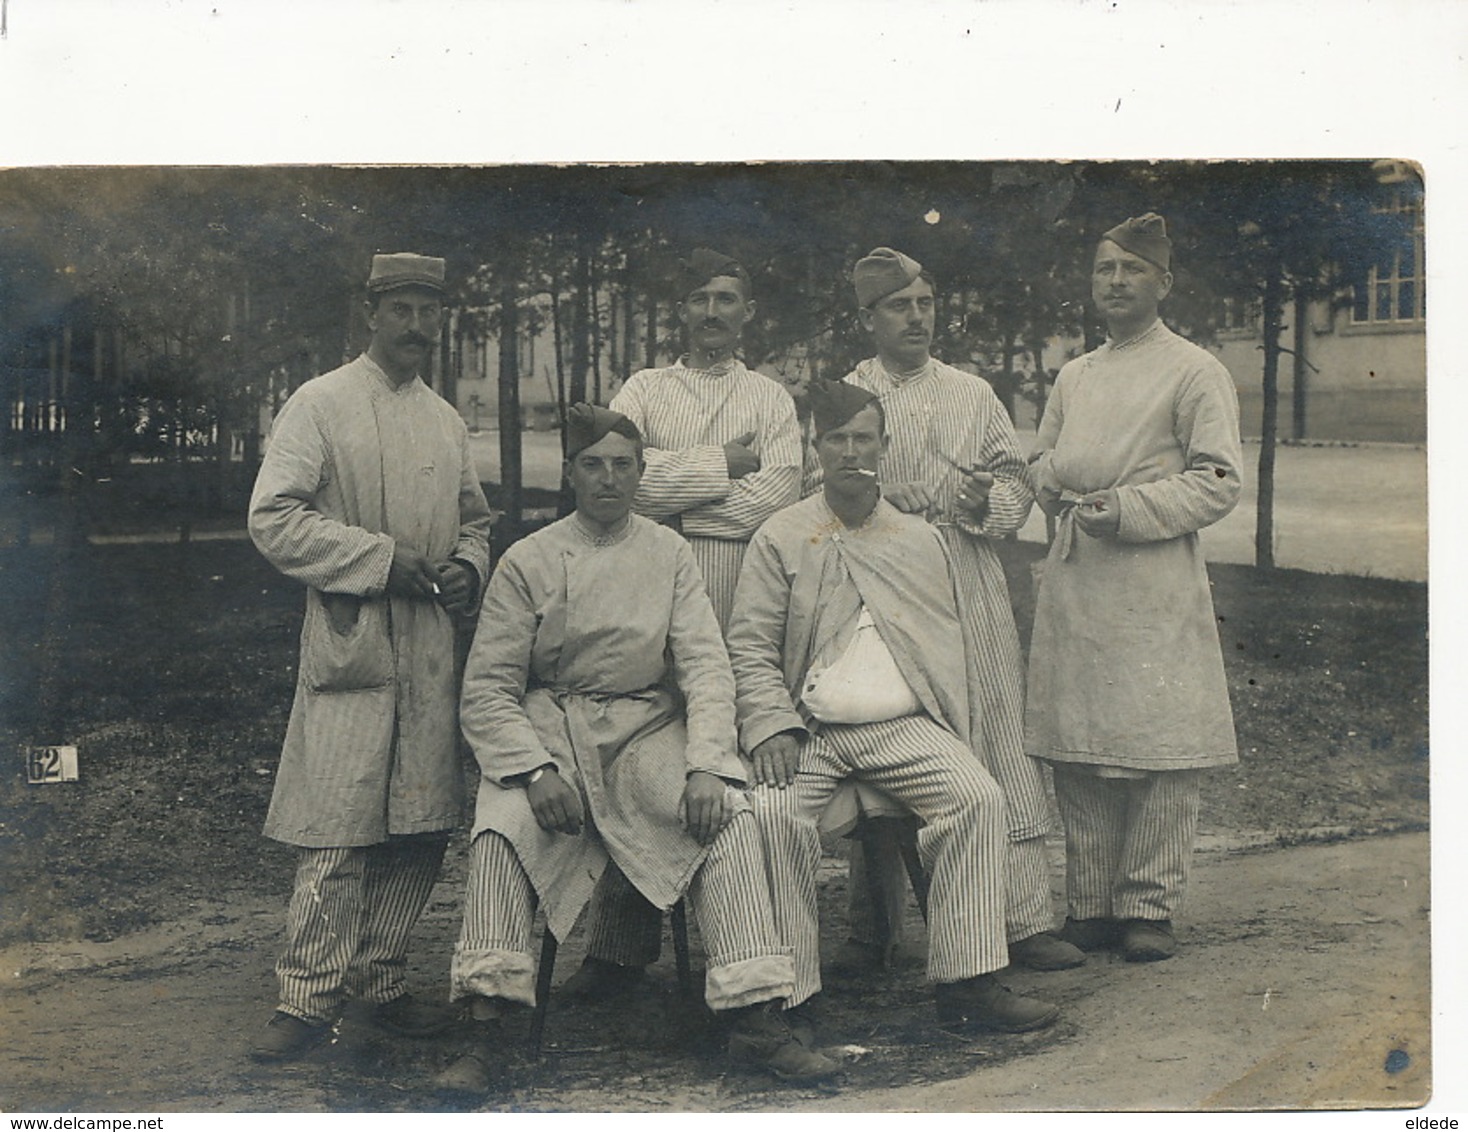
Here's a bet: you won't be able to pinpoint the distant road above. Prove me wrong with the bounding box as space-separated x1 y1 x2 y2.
470 430 1428 583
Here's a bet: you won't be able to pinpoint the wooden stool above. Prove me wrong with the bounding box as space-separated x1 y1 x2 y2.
527 899 693 1057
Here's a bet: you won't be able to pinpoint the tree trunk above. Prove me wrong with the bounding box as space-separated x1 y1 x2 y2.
497 284 523 536
1292 284 1309 441
550 282 567 450
1256 272 1283 571
440 311 458 408
644 298 659 370
998 331 1018 423
570 238 591 407
590 274 603 405
622 283 635 385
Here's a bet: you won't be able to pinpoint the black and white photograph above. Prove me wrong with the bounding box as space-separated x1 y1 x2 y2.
0 1 1458 1124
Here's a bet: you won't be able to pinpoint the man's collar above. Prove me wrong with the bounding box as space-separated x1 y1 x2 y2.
1105 318 1164 351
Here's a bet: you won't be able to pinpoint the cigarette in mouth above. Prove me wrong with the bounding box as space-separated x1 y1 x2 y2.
854 469 878 478
431 583 442 595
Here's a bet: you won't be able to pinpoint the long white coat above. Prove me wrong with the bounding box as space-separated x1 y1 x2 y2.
248 354 494 847
1026 321 1242 770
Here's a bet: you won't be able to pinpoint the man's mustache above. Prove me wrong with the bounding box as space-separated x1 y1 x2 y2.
398 332 433 349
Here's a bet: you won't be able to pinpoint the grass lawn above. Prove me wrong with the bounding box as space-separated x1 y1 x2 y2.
0 537 1428 948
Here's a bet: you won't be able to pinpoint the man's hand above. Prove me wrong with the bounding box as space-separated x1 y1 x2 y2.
751 732 803 789
527 768 584 836
953 469 995 522
433 559 477 615
882 480 936 515
680 770 734 846
1073 488 1121 538
723 432 761 480
387 544 444 600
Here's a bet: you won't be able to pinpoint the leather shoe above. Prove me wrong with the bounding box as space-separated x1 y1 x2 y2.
1121 919 1177 962
370 993 459 1037
1008 931 1086 971
727 1003 841 1083
935 974 1060 1034
249 1011 332 1063
434 1021 504 1094
558 957 646 1003
1057 916 1123 953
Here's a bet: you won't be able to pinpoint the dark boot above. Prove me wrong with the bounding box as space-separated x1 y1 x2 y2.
1057 916 1123 953
1120 919 1177 962
935 974 1060 1034
558 956 646 1003
1008 930 1087 971
249 1011 333 1063
727 1002 841 1083
434 1018 505 1094
369 992 459 1037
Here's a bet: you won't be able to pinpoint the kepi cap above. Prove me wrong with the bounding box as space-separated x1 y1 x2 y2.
367 252 447 294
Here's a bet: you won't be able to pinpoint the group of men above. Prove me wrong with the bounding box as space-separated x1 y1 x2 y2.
244 215 1243 1091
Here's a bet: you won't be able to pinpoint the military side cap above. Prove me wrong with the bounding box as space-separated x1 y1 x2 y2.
808 378 880 435
1100 214 1172 271
565 402 642 458
678 247 752 299
853 246 923 308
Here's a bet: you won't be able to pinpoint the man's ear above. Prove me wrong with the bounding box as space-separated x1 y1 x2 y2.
857 307 874 334
364 300 378 333
1158 271 1174 302
674 299 688 326
744 298 757 321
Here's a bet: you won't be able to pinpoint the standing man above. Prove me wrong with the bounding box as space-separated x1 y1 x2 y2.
564 248 803 994
438 405 834 1089
1027 214 1242 962
843 248 1083 972
247 253 494 1061
610 247 803 630
729 380 1060 1036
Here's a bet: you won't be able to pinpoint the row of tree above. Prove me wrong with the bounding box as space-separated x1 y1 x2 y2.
0 160 1417 565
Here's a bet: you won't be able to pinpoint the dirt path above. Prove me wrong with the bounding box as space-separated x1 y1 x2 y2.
0 831 1431 1114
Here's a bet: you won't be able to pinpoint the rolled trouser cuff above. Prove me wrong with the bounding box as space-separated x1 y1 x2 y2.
450 945 538 1007
705 953 797 1013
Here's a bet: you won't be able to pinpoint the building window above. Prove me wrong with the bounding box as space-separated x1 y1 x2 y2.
1352 186 1425 325
1220 297 1260 334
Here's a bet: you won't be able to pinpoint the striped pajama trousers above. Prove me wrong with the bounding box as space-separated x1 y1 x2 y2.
1051 764 1203 921
845 829 1053 948
753 715 1009 1007
687 535 748 635
450 811 796 1013
276 833 448 1024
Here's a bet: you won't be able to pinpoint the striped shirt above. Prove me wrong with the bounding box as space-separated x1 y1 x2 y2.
845 356 1050 840
611 358 801 631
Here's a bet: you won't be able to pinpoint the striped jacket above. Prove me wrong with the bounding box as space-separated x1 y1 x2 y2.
846 357 1050 839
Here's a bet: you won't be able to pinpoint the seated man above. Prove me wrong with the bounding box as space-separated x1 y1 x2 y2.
438 404 837 1091
726 380 1061 1035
